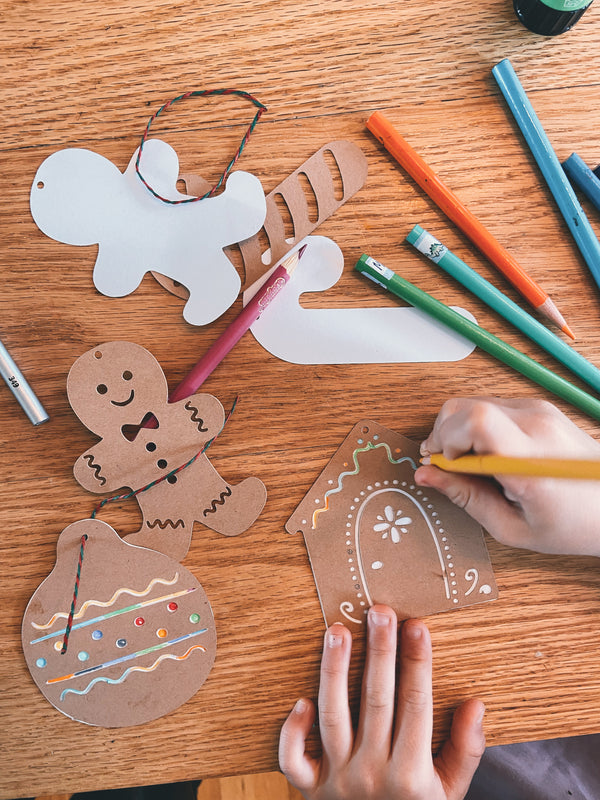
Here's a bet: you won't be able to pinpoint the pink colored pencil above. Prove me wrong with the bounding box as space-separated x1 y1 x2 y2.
169 245 307 402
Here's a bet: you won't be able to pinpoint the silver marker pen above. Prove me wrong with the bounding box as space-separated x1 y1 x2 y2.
0 337 49 425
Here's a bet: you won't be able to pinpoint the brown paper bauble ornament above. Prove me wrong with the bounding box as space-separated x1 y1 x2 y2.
22 519 217 727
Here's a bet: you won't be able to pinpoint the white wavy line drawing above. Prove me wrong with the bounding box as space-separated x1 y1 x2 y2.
31 573 179 630
355 489 449 606
312 441 417 528
59 643 206 701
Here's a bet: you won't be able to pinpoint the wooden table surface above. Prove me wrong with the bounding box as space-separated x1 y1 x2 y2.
2 1 600 797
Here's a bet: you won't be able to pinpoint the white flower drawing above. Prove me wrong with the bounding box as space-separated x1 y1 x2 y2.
374 505 412 543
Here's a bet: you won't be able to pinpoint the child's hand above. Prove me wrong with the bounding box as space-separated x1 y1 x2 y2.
416 397 600 556
279 605 485 800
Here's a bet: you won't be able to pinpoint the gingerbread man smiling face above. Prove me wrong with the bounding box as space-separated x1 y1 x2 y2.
67 341 267 560
68 341 169 437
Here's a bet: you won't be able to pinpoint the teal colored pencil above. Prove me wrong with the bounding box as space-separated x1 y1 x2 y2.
354 254 600 421
406 224 600 395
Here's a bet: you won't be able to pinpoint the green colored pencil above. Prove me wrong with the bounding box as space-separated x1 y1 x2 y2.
354 253 600 421
406 224 600 395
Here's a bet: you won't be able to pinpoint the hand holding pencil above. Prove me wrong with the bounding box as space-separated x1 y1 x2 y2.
415 397 600 558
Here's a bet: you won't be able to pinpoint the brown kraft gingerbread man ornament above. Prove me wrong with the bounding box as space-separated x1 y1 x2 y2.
67 341 267 560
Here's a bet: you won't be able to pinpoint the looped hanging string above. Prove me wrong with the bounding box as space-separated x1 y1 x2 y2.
60 397 239 654
135 90 267 204
61 534 88 654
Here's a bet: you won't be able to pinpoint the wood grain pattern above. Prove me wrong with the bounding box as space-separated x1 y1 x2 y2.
2 0 600 797
34 773 304 800
197 772 304 800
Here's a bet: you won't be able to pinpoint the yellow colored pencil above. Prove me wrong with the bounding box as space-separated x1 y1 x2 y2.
423 453 600 480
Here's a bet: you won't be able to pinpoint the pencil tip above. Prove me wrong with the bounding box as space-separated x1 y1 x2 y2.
280 245 306 276
536 298 574 340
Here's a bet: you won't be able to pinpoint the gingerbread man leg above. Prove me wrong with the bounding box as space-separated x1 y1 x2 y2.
125 457 266 560
125 477 195 562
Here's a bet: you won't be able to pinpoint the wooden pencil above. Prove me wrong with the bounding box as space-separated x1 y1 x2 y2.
366 110 574 338
354 253 600 421
493 59 600 295
406 224 600 394
169 245 306 401
424 452 600 480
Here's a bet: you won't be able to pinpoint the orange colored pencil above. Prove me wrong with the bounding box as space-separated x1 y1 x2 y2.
366 111 574 339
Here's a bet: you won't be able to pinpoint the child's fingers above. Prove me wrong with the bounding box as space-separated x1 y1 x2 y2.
391 619 434 765
278 697 320 792
354 605 398 755
420 397 532 460
434 698 486 800
317 622 354 766
414 466 532 548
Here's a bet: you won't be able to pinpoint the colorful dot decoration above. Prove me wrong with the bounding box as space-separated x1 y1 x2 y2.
134 617 145 627
54 641 62 652
189 613 200 624
157 628 168 638
36 657 47 668
78 651 90 662
116 638 127 648
92 629 103 640
167 602 178 612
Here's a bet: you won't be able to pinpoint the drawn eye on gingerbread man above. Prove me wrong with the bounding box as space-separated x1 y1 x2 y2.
67 341 267 561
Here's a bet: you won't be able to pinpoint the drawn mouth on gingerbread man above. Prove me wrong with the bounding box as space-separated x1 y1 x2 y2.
111 389 135 407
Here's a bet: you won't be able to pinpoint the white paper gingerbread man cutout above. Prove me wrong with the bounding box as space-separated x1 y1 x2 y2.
30 140 267 326
67 341 267 561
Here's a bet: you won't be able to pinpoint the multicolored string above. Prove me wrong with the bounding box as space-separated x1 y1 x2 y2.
61 534 88 654
60 397 239 653
135 89 267 204
90 396 238 519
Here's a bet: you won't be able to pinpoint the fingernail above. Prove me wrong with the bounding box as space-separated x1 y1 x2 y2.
414 471 430 487
368 608 390 627
420 440 431 456
327 626 344 647
476 703 485 725
404 621 422 640
294 698 308 714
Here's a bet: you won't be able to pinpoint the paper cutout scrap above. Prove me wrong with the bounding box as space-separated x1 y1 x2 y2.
238 139 368 288
30 139 267 326
22 519 217 728
286 420 497 627
152 139 369 297
245 236 477 364
67 341 267 561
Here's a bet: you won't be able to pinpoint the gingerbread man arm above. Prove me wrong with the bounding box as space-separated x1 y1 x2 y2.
73 442 129 494
175 394 226 442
